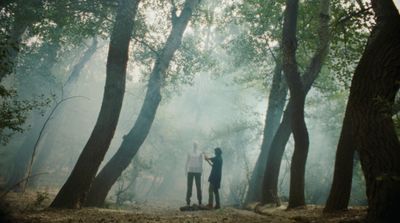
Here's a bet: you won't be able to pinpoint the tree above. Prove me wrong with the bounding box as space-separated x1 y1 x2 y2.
246 52 288 204
221 1 289 204
327 0 400 221
280 0 309 208
261 0 330 206
50 0 140 209
84 0 201 207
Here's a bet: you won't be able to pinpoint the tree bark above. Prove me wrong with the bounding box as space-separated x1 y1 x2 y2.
84 0 201 207
324 113 355 211
50 0 139 209
333 1 400 221
245 60 287 204
261 0 330 206
280 0 309 208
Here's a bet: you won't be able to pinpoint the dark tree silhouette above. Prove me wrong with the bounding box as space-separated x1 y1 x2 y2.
262 0 330 206
84 0 201 207
326 0 400 221
50 0 140 208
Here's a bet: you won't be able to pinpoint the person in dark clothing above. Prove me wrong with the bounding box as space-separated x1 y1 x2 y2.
205 147 223 209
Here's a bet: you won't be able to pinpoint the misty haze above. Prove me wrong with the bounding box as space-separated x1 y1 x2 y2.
1 0 399 223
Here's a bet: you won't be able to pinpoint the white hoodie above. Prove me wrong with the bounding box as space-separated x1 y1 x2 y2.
186 149 203 173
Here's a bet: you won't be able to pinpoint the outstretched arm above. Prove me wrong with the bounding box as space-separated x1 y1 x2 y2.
204 153 213 166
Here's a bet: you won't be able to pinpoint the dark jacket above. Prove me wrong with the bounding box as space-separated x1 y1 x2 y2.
208 155 223 189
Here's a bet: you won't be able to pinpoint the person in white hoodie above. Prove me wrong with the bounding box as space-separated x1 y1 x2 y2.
185 141 203 206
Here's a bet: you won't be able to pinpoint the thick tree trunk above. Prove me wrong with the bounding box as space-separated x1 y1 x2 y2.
336 1 400 222
324 116 355 211
50 0 139 209
245 60 287 204
261 0 330 206
84 0 201 207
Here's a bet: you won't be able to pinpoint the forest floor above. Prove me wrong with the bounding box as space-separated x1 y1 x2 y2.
0 191 367 223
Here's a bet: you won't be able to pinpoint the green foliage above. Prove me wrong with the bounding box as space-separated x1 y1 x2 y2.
327 0 374 90
0 86 51 145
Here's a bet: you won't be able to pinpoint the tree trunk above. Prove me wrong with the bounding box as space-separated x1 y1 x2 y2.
280 0 310 208
84 0 201 207
245 61 287 204
323 115 355 211
337 1 400 222
50 0 140 209
261 0 330 206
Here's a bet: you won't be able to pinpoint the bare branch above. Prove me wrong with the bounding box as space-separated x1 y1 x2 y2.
133 37 159 56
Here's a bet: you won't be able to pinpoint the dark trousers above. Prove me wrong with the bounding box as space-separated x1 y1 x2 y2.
186 172 202 205
208 183 220 207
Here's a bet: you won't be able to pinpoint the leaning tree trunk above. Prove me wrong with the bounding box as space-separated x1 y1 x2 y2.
338 1 400 222
323 115 355 211
50 0 140 209
262 0 330 206
245 59 287 204
84 0 201 207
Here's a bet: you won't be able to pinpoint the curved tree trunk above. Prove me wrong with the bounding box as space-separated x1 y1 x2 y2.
262 0 330 206
280 0 310 208
334 1 400 221
245 60 287 204
84 0 201 207
50 0 140 209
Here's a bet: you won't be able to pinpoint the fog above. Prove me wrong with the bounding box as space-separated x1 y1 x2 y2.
0 0 370 209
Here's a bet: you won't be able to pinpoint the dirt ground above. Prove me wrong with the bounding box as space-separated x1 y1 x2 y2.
0 191 367 223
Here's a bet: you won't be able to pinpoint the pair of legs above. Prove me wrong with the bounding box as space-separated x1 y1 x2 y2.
186 172 202 205
208 183 220 208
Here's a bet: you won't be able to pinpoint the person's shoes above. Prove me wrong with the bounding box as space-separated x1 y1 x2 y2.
206 203 213 209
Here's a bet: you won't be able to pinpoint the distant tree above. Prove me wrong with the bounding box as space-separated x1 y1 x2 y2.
50 0 140 209
84 0 201 207
326 1 400 221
